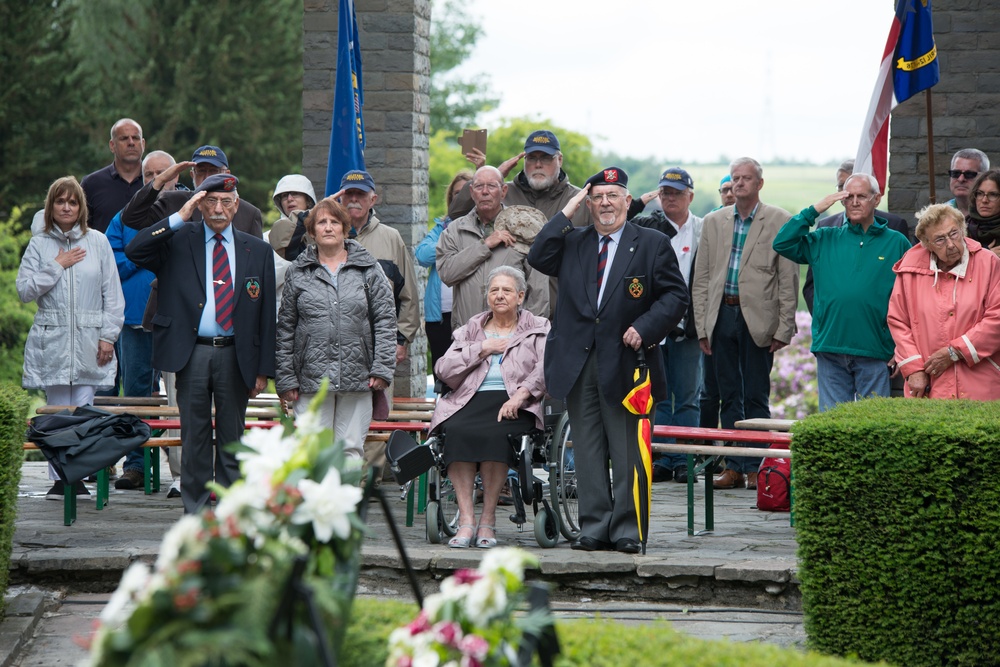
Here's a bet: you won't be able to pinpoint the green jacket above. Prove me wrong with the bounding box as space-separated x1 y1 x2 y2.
772 206 910 360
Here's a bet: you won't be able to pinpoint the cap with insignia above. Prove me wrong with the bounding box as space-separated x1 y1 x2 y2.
339 169 376 193
524 130 561 156
658 167 694 191
194 173 239 194
585 166 629 189
191 145 229 168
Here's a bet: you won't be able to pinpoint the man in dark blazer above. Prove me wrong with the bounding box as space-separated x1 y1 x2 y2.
119 145 263 238
126 174 276 513
527 167 688 553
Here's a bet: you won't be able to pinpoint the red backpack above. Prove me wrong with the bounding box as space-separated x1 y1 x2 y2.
757 447 791 512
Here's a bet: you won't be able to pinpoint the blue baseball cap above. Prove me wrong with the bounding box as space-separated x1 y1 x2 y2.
191 145 229 169
524 130 561 156
340 169 376 193
659 168 694 191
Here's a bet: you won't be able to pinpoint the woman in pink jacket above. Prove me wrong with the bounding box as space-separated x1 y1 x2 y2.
428 266 549 549
887 204 1000 399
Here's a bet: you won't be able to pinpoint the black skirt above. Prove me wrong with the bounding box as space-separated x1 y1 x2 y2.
440 390 534 469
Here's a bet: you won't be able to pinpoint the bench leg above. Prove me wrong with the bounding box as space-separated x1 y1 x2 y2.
96 468 109 510
64 484 76 526
405 478 415 528
704 457 714 533
144 448 153 495
417 470 427 515
152 448 161 493
686 454 695 536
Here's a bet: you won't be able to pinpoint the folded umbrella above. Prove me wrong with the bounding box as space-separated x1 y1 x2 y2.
621 348 654 554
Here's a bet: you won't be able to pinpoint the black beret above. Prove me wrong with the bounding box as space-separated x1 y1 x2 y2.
585 167 628 189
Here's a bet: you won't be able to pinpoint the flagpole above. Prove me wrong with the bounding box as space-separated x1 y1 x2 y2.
925 89 936 204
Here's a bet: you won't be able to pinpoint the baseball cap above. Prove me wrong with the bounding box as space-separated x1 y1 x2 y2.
340 169 376 193
659 168 694 191
191 145 229 169
524 130 561 156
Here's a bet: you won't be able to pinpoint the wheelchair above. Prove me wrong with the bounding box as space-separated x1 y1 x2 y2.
385 399 580 548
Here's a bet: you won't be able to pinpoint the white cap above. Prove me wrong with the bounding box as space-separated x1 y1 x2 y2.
272 174 317 212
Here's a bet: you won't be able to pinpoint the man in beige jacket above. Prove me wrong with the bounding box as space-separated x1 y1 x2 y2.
692 157 797 491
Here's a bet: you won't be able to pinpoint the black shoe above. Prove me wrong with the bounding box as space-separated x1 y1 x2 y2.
47 480 90 500
570 536 612 552
615 538 641 554
115 469 144 490
652 466 673 483
166 481 181 499
672 467 689 484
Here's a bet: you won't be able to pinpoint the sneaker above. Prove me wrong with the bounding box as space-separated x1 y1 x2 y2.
166 480 182 499
114 469 144 490
46 480 91 500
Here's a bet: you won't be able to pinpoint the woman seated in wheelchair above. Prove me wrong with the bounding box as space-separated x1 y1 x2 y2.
428 266 549 549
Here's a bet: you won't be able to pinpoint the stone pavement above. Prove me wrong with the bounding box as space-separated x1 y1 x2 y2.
4 460 803 664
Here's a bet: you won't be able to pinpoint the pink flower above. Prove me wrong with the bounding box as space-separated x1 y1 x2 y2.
432 620 463 647
408 610 431 635
459 634 489 661
453 569 482 585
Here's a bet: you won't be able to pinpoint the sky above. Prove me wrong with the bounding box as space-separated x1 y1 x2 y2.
451 0 897 165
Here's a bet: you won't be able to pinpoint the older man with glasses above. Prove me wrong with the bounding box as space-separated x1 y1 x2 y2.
947 148 990 217
773 173 911 412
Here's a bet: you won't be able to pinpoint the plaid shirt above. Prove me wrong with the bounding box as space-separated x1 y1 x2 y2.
723 203 759 297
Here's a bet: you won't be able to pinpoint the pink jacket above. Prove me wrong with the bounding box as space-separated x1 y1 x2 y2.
429 309 550 433
887 238 1000 400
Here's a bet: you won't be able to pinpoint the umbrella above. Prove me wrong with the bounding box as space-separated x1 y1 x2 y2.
621 347 654 555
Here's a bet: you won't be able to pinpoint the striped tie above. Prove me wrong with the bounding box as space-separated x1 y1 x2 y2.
212 234 234 332
596 235 611 294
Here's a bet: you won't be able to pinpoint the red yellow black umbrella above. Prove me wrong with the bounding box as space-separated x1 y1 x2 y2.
621 347 653 554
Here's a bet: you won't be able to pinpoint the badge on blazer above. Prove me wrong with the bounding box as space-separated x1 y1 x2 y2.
626 276 645 299
245 277 261 300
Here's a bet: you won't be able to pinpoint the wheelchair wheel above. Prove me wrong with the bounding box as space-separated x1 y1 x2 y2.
426 501 442 544
438 475 459 538
550 413 581 541
533 506 559 548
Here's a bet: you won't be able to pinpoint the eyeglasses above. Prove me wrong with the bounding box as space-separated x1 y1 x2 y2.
205 197 236 209
525 154 556 164
949 169 979 180
588 193 623 204
719 187 733 194
930 229 963 248
843 194 874 204
659 189 688 198
973 190 1000 203
471 182 502 192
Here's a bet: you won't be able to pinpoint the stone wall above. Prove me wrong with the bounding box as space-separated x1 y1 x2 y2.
302 0 431 397
888 0 999 218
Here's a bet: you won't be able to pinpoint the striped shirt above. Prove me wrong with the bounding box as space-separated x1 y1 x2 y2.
724 204 758 297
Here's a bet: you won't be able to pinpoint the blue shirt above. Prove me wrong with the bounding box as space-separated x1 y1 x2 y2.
168 213 236 336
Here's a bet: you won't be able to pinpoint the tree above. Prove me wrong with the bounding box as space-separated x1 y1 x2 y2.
0 208 38 385
67 0 304 210
0 1 86 216
429 0 498 134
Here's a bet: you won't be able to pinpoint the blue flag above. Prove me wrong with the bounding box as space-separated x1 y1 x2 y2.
325 0 366 197
892 0 939 104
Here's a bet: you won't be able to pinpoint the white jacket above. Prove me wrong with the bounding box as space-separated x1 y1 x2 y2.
17 224 124 390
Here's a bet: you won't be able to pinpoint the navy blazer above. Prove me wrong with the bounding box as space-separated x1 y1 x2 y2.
527 213 688 402
125 217 276 390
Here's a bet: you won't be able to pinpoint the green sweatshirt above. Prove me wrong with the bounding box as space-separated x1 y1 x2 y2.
772 206 910 360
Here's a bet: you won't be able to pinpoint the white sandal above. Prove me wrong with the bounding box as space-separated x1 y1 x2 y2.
449 524 475 548
476 523 497 549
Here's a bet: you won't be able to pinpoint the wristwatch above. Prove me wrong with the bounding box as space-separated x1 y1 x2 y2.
948 346 959 362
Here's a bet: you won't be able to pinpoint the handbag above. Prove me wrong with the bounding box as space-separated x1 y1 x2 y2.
756 444 791 512
385 430 435 484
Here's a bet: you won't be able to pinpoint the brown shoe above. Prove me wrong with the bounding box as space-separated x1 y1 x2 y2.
745 472 758 490
713 469 745 489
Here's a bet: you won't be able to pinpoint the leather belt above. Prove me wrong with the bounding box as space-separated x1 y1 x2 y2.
723 295 740 306
196 336 235 347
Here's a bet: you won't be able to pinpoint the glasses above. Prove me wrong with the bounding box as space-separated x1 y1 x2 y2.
973 190 1000 203
949 169 979 180
719 187 733 194
525 154 556 164
843 194 874 204
659 189 688 198
205 197 236 209
588 193 623 204
930 229 963 248
471 182 502 192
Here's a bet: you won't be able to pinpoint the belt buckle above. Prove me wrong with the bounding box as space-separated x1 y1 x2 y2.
212 337 226 347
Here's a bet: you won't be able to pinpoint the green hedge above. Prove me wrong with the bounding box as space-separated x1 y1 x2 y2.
0 383 29 614
793 398 1000 666
342 597 875 666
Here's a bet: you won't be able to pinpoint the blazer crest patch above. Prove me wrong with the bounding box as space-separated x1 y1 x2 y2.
626 276 645 299
245 277 261 300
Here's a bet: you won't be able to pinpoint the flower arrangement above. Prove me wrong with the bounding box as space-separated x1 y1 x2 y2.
770 310 819 420
85 386 365 667
386 548 553 667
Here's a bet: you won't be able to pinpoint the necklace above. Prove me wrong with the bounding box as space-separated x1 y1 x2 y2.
488 319 516 336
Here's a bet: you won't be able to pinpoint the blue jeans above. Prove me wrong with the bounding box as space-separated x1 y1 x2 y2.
815 352 891 412
653 337 704 471
119 326 155 472
711 303 773 473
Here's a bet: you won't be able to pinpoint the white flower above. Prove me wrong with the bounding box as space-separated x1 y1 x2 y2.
294 409 325 437
463 575 508 626
291 468 363 542
214 482 273 541
480 547 537 581
100 562 151 625
155 515 204 572
238 428 298 486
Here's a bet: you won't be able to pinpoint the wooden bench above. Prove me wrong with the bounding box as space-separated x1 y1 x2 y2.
651 425 793 535
24 437 182 526
35 405 283 420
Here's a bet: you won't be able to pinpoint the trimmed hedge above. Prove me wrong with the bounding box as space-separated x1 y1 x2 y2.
794 398 1000 666
0 383 29 614
342 597 876 666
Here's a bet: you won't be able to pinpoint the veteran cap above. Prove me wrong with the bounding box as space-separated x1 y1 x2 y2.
524 130 561 156
194 173 239 194
191 145 229 168
659 168 694 191
720 174 732 187
585 166 629 189
340 169 376 193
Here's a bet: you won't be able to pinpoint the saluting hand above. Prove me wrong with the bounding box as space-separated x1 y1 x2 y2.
561 184 590 221
178 191 207 222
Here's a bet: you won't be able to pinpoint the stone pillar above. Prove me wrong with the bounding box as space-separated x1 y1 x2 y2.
888 0 999 219
303 0 431 397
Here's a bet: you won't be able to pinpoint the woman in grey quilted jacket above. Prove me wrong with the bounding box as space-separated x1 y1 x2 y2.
275 199 396 459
